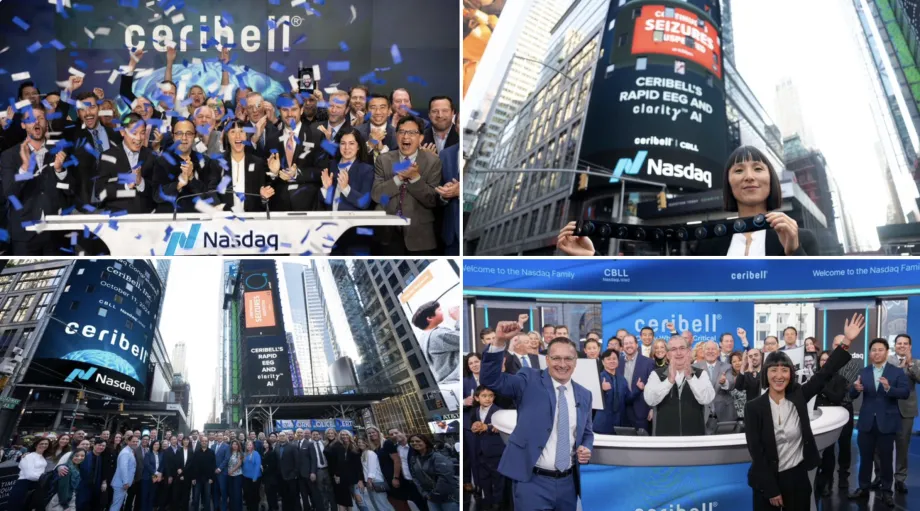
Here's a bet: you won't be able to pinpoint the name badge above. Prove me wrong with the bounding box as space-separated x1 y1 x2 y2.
56 182 70 190
248 163 255 173
288 184 298 191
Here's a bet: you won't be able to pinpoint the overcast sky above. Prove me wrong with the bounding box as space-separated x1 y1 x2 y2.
159 259 221 431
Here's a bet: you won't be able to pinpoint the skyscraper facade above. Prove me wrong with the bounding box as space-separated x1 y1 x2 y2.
171 342 187 379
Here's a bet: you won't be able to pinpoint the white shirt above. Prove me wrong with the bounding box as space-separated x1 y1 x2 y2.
122 143 146 193
726 230 766 257
313 440 327 469
18 452 48 481
391 151 421 186
432 125 453 153
535 377 577 472
641 344 652 358
230 156 246 212
361 450 384 482
643 368 716 407
397 443 412 480
478 405 492 421
770 396 804 472
321 160 354 212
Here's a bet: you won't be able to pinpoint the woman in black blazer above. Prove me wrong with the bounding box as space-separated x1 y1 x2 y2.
558 145 817 257
813 350 851 498
221 120 286 213
743 313 864 510
261 438 280 511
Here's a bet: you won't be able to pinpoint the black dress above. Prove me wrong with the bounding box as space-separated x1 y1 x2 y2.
325 442 353 506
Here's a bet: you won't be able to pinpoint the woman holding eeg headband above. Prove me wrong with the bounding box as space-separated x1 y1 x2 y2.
558 145 819 256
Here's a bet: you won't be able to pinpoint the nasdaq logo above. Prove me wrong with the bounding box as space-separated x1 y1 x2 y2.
165 224 201 256
609 151 648 183
64 367 97 383
203 231 279 251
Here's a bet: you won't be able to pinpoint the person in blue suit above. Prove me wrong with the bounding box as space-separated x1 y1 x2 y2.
594 349 642 434
480 320 594 511
848 338 910 506
469 386 505 511
111 436 139 511
462 352 482 495
319 126 376 255
214 434 232 511
436 143 460 256
78 439 107 511
141 440 165 511
620 334 656 432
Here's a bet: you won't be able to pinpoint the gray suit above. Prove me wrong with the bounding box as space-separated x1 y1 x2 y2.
371 149 442 252
888 354 920 483
693 360 737 433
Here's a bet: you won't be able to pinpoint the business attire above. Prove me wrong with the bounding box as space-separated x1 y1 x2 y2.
213 442 231 511
355 122 398 154
141 449 164 511
422 125 459 154
479 346 594 511
77 449 104 511
594 369 639 434
644 366 715 436
835 356 863 486
276 121 326 211
733 370 764 403
218 152 279 213
622 353 655 431
295 437 320 511
170 447 193 511
469 404 505 509
692 359 738 433
693 228 818 256
850 361 910 498
151 152 221 213
242 451 263 511
436 144 460 255
261 446 281 511
94 139 157 214
744 346 852 509
110 447 137 511
326 442 358 508
371 149 443 254
63 122 123 206
503 352 540 376
887 353 920 489
277 442 301 511
814 369 850 496
191 446 216 511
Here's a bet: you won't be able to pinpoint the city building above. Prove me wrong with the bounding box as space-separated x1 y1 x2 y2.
0 260 186 443
171 342 187 379
782 135 845 255
774 79 816 149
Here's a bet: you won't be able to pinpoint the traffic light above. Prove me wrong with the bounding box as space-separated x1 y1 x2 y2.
76 390 84 400
119 403 124 412
657 191 667 210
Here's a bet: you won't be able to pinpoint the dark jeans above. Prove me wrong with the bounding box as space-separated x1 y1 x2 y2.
172 478 191 511
282 479 301 511
263 481 279 511
816 445 836 492
242 478 261 511
837 405 854 478
228 476 242 511
403 477 429 511
193 478 212 511
8 479 36 511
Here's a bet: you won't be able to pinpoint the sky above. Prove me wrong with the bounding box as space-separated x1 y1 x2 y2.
158 259 222 431
731 0 902 249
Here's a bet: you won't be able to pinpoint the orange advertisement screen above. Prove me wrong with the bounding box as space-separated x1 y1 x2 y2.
245 290 276 329
632 5 722 79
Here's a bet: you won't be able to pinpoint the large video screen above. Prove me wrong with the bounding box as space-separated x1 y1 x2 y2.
243 335 294 397
630 3 723 79
241 261 282 337
25 260 163 399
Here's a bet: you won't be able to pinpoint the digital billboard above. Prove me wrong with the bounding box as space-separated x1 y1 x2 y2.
25 260 163 399
399 260 461 413
240 261 282 337
630 4 722 79
462 0 510 98
245 290 276 329
602 301 754 345
243 335 293 397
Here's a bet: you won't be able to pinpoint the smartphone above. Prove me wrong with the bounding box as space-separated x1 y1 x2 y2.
298 64 320 93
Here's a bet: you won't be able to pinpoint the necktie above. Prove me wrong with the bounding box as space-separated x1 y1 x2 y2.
522 356 530 368
278 445 284 458
708 365 714 381
316 442 326 466
285 134 296 168
91 128 103 155
900 357 905 365
396 157 408 216
555 385 570 471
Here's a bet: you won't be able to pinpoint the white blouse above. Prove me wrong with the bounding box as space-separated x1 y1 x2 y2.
361 450 384 481
18 453 48 481
726 231 766 257
770 397 804 472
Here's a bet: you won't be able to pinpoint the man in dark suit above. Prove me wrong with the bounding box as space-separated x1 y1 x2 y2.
95 113 156 214
296 431 320 511
437 144 460 255
504 333 540 375
849 338 910 505
275 93 325 211
152 119 221 213
371 115 443 255
421 96 458 154
356 94 398 160
888 334 920 493
0 80 42 152
1 104 77 255
480 320 594 511
733 347 764 402
65 90 125 206
243 92 283 159
277 432 301 511
620 334 655 432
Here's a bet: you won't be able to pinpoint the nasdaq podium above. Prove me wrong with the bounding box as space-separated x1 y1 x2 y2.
27 211 409 255
490 407 850 511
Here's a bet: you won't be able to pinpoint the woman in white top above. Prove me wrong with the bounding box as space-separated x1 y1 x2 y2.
9 437 51 511
357 437 394 511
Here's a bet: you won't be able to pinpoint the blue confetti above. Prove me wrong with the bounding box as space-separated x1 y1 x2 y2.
68 232 78 245
394 158 412 172
280 242 292 248
26 42 42 54
223 226 234 237
14 171 34 182
0 229 8 242
320 139 338 156
82 204 97 213
339 41 349 52
74 60 88 70
60 247 74 254
12 16 30 31
163 226 174 242
150 248 156 256
62 206 76 216
118 0 139 7
300 230 311 244
390 44 403 64
108 220 119 230
357 193 371 209
109 210 128 217
83 225 91 238
135 234 142 240
217 175 231 194
93 223 103 235
327 61 350 72
7 196 22 211
380 194 390 206
270 61 286 73
407 75 428 87
324 187 334 205
293 34 307 45
299 250 312 256
356 228 374 236
118 173 135 185
72 4 94 12
269 0 280 4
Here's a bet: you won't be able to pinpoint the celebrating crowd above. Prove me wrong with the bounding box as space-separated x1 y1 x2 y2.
463 314 920 510
0 46 460 256
8 426 459 511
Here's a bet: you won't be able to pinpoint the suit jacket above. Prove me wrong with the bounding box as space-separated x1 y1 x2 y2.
112 447 137 488
733 371 763 403
887 354 920 418
850 362 910 433
214 442 231 474
278 442 299 481
64 123 123 206
296 438 317 478
143 450 165 478
274 123 326 211
190 447 216 481
152 153 222 213
693 360 737 422
622 353 656 428
133 445 144 481
693 228 818 256
503 352 540 375
371 149 443 251
422 125 459 152
594 370 639 434
479 348 594 483
261 447 280 485
321 160 375 211
0 143 78 243
744 346 852 500
438 144 459 248
95 143 156 213
355 122 398 152
218 151 281 213
469 405 505 458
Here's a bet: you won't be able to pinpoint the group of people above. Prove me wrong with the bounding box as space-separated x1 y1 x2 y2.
0 46 460 255
463 314 920 510
9 425 459 511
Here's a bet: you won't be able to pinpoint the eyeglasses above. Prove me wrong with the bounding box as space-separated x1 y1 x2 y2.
174 131 196 138
547 356 577 364
397 130 421 136
668 346 689 353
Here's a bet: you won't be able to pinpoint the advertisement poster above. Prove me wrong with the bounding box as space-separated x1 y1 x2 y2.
462 0 509 97
245 290 276 329
631 4 723 79
243 336 293 397
399 260 461 412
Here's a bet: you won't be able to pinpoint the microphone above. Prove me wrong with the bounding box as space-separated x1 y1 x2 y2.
172 191 214 221
574 214 770 244
233 192 273 220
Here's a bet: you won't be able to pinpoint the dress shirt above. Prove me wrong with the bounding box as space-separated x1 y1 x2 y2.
391 150 421 186
478 405 491 420
643 369 716 407
432 126 453 153
535 377 577 472
153 452 159 474
397 444 412 480
726 230 766 257
361 450 384 482
321 160 354 212
367 123 390 153
624 354 637 389
122 143 146 192
873 364 885 389
230 155 246 212
641 344 652 358
91 125 110 152
17 453 48 480
314 441 327 469
769 396 804 472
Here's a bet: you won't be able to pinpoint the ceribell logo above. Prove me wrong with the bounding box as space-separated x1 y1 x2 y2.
165 224 201 256
65 367 137 397
636 502 718 511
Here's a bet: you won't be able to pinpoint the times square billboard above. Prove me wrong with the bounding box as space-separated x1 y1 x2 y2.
24 260 163 399
239 261 292 396
580 0 727 192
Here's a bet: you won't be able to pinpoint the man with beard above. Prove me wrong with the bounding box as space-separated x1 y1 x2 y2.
310 90 351 153
152 119 220 213
422 96 458 154
122 49 180 127
389 88 414 129
644 334 716 436
0 80 41 151
193 105 222 155
733 345 764 402
1 104 76 254
347 85 368 126
95 114 156 213
276 93 325 211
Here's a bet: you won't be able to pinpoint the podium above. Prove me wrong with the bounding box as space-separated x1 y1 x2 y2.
490 407 850 511
27 211 410 255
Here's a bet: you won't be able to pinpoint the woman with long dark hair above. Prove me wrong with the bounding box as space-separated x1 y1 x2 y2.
261 435 280 511
320 126 376 255
743 314 864 510
9 437 50 511
172 437 193 511
227 440 244 511
47 448 85 511
729 352 747 420
558 145 818 256
408 434 458 511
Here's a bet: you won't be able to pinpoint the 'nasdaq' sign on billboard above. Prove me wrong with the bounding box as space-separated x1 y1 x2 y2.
27 260 163 399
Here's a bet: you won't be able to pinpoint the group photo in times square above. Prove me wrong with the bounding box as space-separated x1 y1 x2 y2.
462 0 920 257
462 259 920 511
0 0 460 256
0 257 462 511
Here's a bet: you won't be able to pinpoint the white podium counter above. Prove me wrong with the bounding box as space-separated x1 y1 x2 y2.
26 211 409 255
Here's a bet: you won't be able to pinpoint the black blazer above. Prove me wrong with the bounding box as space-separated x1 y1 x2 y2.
270 124 325 211
218 151 284 213
96 144 156 213
693 228 818 256
261 446 280 485
743 346 851 499
295 438 316 479
422 125 459 152
190 447 216 481
0 144 78 243
278 443 299 481
733 371 762 403
324 442 347 479
151 153 221 213
503 352 540 375
63 123 123 206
